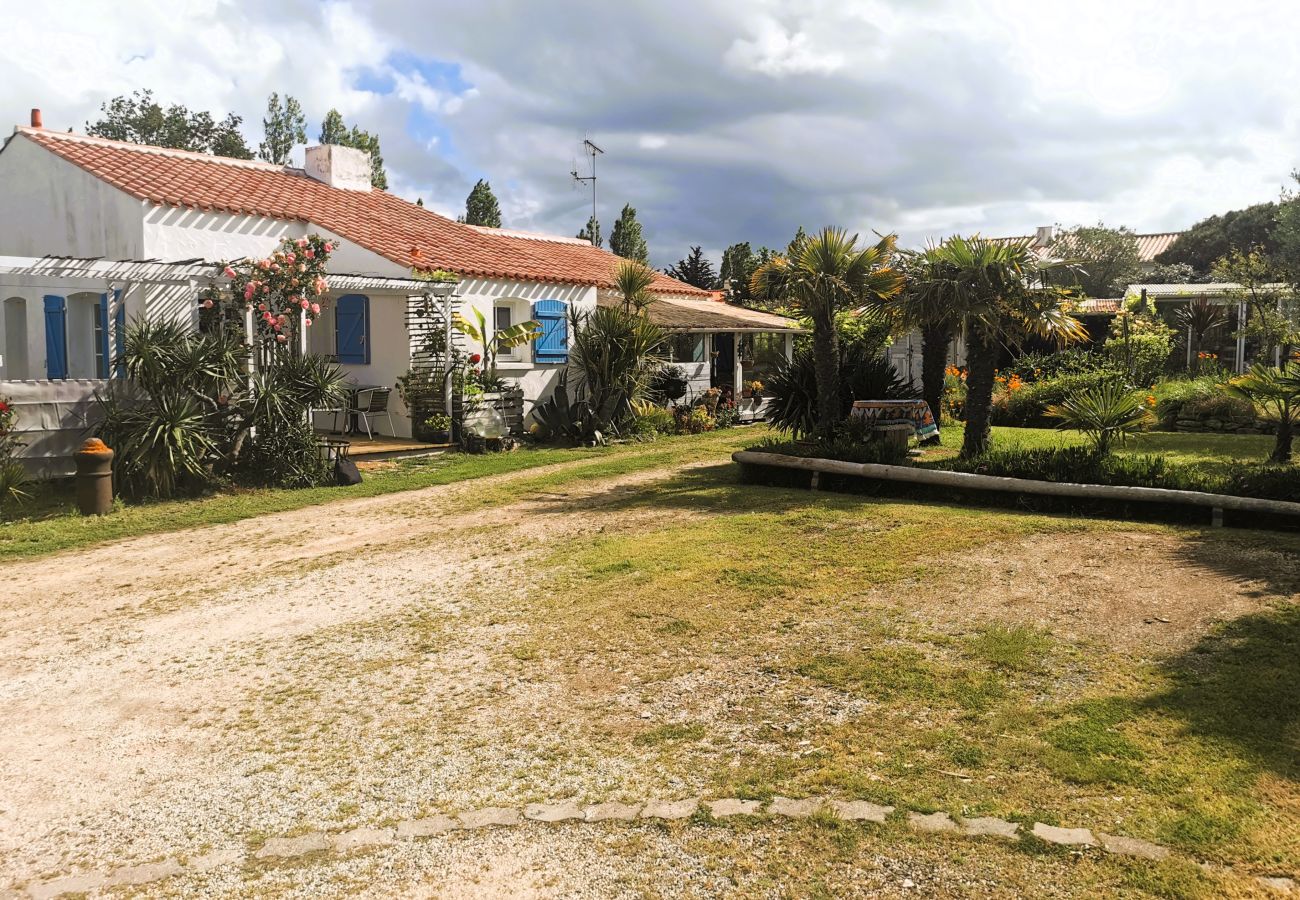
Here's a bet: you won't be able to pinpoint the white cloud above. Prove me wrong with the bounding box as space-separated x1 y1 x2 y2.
724 17 846 77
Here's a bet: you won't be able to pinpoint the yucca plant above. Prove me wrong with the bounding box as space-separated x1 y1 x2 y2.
1045 380 1152 455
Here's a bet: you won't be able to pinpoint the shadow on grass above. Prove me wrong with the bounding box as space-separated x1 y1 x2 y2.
1142 604 1300 783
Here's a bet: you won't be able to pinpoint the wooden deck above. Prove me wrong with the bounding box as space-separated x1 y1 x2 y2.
316 431 450 460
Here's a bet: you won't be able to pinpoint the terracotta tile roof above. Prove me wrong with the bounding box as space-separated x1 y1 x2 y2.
1075 298 1123 314
10 127 705 295
597 291 802 332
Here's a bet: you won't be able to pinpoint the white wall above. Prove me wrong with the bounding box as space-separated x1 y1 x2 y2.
455 277 595 415
0 135 145 259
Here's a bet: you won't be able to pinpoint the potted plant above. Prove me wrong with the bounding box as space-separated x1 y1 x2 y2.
422 413 452 444
743 379 765 399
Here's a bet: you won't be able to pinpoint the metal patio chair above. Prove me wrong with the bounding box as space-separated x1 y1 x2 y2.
348 387 396 439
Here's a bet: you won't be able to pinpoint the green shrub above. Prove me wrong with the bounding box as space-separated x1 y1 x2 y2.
1151 377 1252 426
673 405 715 434
1005 348 1111 382
991 371 1124 427
234 419 331 488
631 405 675 437
1102 327 1175 387
767 342 912 438
1045 381 1152 454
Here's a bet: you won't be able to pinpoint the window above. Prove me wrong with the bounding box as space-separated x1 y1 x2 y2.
667 333 706 364
3 297 29 380
494 303 520 361
532 299 569 364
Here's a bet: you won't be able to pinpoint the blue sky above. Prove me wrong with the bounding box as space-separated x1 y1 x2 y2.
4 0 1300 269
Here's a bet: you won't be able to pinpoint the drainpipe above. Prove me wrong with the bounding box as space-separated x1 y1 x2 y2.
443 291 454 418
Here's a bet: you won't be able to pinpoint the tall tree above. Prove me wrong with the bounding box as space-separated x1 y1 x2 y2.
86 90 252 158
577 216 602 248
314 108 387 189
752 228 903 436
1048 223 1142 298
609 204 649 262
1157 201 1281 274
720 242 778 306
259 93 307 165
891 250 959 428
463 179 503 227
664 246 719 289
908 236 1088 458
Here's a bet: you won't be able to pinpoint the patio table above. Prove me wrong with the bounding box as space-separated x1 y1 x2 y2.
850 399 940 441
334 384 383 435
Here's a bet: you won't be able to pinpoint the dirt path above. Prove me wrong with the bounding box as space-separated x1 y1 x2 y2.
0 460 704 891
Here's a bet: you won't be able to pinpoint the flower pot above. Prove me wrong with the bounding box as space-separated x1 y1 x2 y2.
429 429 451 444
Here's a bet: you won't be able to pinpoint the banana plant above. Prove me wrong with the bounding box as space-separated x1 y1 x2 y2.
453 308 542 377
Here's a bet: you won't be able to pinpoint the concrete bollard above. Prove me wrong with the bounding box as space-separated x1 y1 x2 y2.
74 438 115 516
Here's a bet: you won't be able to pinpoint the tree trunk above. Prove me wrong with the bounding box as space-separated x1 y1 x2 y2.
961 333 998 459
920 322 953 427
1272 404 1293 463
812 310 841 437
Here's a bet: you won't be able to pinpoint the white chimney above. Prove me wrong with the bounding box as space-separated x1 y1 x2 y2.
1034 225 1055 247
303 144 372 192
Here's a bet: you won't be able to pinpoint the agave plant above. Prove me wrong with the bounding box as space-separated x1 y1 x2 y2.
1045 380 1151 455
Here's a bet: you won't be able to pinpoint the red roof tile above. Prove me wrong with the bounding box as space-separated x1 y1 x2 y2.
11 127 705 295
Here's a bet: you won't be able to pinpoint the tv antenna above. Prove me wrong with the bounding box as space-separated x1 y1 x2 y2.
571 138 603 245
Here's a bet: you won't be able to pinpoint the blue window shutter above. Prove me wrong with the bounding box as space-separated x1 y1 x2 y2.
113 290 126 378
98 294 111 378
335 294 370 364
43 295 67 379
532 299 568 364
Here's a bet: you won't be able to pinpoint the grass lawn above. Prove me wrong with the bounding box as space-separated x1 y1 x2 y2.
0 426 769 559
915 423 1278 476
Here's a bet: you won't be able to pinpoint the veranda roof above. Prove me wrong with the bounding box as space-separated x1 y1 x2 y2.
596 292 803 333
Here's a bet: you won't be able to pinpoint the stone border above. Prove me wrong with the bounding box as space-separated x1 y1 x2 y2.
18 796 1293 898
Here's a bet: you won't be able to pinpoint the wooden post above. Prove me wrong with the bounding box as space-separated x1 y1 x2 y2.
733 331 743 396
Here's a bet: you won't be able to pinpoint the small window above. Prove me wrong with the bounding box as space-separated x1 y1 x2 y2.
668 333 705 363
495 303 522 360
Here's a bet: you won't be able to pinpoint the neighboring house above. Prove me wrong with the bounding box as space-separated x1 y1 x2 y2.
995 225 1183 277
0 112 799 470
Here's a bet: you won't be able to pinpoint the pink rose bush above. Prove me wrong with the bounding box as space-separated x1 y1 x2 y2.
204 235 336 347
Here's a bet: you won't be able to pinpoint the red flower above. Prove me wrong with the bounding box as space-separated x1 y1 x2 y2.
469 353 482 364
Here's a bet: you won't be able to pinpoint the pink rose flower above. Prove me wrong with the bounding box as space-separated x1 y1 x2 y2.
258 303 267 312
299 299 309 309
310 303 321 315
305 249 315 259
323 242 334 252
305 318 313 327
201 298 214 309
222 266 236 278
276 334 287 343
296 238 307 249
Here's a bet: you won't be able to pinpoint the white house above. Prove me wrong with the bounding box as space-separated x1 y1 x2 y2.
0 112 799 470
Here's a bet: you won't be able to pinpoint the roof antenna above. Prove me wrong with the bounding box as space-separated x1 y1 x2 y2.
570 138 603 246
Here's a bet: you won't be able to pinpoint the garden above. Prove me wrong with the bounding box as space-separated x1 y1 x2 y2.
741 228 1300 519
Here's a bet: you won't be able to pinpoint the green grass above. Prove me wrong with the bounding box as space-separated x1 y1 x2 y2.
920 422 1276 476
0 427 769 559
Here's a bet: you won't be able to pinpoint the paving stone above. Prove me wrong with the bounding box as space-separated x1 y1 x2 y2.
585 802 642 822
457 807 521 829
332 827 395 851
1097 833 1169 860
26 873 107 900
829 800 893 823
907 811 958 833
958 816 1019 839
254 832 332 859
768 796 825 818
1257 876 1297 894
1032 823 1095 847
640 798 699 820
525 801 585 823
396 815 457 838
189 849 244 871
707 798 763 817
104 859 184 886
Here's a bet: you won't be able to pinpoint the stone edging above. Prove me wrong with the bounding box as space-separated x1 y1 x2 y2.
18 796 1296 898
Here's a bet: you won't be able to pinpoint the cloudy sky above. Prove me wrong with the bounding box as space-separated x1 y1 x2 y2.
4 0 1298 268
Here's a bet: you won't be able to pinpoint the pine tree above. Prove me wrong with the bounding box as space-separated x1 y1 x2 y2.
259 93 307 165
577 216 602 248
314 108 388 189
463 179 503 227
665 246 719 289
609 204 648 262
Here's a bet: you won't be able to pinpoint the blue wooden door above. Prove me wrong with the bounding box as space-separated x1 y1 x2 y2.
43 295 67 379
335 294 370 364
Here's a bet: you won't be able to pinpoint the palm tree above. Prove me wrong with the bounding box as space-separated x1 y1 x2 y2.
890 252 959 427
751 228 903 435
1225 362 1300 463
909 236 1088 458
